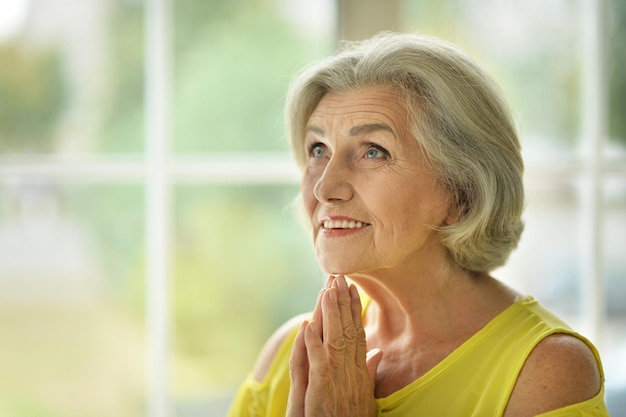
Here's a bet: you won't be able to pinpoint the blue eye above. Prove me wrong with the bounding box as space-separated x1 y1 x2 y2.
365 145 388 159
366 148 381 158
310 144 325 158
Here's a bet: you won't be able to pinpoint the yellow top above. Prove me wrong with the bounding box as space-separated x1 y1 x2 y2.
227 296 609 417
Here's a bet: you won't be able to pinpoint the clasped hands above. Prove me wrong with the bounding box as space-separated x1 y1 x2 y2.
287 275 383 417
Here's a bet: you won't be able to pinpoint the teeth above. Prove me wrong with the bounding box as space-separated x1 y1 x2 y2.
323 220 367 229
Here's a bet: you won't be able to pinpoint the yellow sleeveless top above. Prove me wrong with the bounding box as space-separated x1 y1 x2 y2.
227 296 609 416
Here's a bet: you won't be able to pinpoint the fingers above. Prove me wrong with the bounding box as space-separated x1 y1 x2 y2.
336 277 360 343
349 283 368 362
287 321 309 417
322 285 347 361
310 276 336 341
321 276 364 366
366 348 384 387
311 288 325 336
348 283 363 327
303 320 328 379
294 278 382 416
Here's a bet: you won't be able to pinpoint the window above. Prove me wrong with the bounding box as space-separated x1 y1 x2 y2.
0 0 334 416
1 1 624 416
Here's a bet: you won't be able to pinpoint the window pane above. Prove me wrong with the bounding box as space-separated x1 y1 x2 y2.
603 176 626 404
0 1 145 154
496 184 582 322
0 183 145 417
609 0 626 151
172 184 321 415
401 0 582 155
172 0 335 153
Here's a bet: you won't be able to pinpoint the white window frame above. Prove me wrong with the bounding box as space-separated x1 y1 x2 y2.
578 0 608 344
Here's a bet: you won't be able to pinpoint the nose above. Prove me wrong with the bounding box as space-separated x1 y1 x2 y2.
313 158 353 204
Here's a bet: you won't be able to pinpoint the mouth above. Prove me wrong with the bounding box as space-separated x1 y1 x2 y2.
322 219 371 229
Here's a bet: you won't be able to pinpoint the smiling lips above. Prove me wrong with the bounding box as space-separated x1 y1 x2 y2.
322 219 370 229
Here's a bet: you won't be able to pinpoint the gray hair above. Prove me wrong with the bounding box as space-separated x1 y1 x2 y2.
285 32 524 273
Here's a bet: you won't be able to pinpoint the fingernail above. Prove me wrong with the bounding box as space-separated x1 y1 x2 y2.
328 288 337 302
330 276 337 288
308 321 317 334
366 348 382 360
326 275 336 287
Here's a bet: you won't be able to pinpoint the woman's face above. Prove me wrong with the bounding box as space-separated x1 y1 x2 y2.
301 86 455 276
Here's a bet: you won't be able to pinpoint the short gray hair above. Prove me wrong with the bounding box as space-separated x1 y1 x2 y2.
286 32 524 273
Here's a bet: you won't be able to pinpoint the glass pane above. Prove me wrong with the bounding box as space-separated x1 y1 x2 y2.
608 0 626 151
0 182 145 417
172 0 335 153
0 1 145 154
172 184 321 416
496 183 582 324
401 0 582 155
602 176 626 414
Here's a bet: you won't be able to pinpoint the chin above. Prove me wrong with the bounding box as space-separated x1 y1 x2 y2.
319 262 354 276
318 260 365 277
317 252 377 276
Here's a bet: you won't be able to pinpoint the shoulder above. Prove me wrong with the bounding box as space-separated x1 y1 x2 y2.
504 333 602 417
251 313 309 382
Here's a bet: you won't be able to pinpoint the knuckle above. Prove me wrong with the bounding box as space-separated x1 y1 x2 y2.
338 295 351 309
288 364 306 385
343 325 359 341
326 339 347 355
311 362 330 379
343 325 366 344
356 326 366 340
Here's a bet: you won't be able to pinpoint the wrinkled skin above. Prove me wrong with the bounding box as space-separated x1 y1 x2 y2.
287 276 383 417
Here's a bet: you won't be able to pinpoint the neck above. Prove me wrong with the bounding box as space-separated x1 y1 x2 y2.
348 263 517 346
346 258 520 399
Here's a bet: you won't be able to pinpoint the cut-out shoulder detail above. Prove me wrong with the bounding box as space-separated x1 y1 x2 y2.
251 313 310 382
504 333 602 417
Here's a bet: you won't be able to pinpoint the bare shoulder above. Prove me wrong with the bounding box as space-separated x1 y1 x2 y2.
251 313 310 382
504 333 602 417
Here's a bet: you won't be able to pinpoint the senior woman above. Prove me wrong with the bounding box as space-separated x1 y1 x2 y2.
227 33 609 416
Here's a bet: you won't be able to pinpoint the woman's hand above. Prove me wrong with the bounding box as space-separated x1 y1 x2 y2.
287 276 383 417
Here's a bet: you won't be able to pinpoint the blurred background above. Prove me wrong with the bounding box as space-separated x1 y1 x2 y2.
0 0 624 416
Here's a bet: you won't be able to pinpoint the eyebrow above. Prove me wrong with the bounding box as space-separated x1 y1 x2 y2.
349 123 394 137
305 126 325 136
305 123 395 137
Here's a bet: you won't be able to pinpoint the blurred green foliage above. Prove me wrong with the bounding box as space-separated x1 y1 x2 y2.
0 45 66 152
99 0 329 398
2 0 625 155
404 0 582 144
0 1 328 411
98 3 145 153
66 185 146 308
609 0 626 143
172 0 322 152
98 0 327 153
173 185 321 389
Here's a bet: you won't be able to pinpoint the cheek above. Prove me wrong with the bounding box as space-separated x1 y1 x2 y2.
377 181 446 231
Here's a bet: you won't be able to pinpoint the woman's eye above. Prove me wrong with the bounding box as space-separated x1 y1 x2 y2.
365 145 388 159
309 144 325 158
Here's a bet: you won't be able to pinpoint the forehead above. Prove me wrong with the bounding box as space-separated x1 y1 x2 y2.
307 86 410 134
